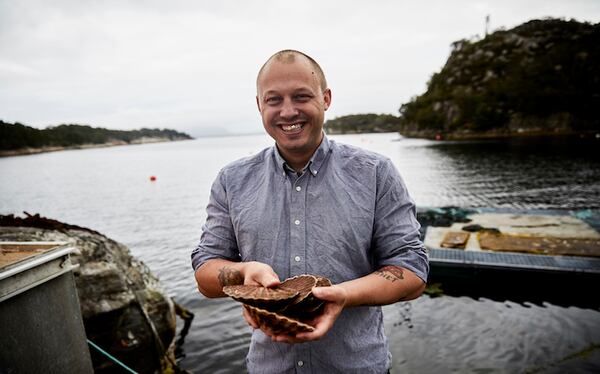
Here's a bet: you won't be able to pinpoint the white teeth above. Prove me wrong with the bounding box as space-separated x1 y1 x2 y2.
282 123 302 131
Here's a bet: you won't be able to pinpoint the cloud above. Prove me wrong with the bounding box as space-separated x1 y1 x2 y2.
1 0 599 133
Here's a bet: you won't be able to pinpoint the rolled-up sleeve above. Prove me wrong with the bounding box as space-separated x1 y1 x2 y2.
371 159 429 283
191 169 240 271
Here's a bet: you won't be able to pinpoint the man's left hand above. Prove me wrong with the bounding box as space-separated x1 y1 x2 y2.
266 284 348 344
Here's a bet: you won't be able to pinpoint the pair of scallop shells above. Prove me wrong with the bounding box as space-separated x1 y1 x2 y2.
223 274 332 334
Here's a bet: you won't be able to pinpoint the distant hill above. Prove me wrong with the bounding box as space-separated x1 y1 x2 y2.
398 18 600 139
324 114 402 134
0 120 193 156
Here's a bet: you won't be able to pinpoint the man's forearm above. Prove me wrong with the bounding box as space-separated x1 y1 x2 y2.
195 259 245 298
195 259 281 298
338 266 426 307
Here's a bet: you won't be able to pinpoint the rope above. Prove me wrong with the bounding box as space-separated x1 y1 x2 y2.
87 339 139 374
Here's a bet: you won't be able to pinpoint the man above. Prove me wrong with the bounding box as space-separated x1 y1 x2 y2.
192 50 429 373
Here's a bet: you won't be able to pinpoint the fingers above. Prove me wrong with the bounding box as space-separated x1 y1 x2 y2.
270 333 304 344
312 285 347 306
256 270 280 288
311 286 334 300
243 262 281 287
295 313 333 341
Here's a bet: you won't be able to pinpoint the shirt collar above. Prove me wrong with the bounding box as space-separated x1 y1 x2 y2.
308 134 330 177
272 133 331 177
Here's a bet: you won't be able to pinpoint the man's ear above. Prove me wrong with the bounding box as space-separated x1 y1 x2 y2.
323 88 332 111
256 95 261 112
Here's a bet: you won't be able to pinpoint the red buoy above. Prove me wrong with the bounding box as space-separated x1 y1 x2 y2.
150 176 157 182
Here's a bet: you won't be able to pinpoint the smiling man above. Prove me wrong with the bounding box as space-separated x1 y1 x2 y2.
256 51 330 172
192 50 429 374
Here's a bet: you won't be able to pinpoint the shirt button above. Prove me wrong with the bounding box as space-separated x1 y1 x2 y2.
294 219 300 225
297 360 304 367
296 186 302 192
294 256 301 262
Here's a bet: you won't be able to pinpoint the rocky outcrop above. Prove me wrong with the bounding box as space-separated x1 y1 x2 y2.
398 19 600 139
0 214 181 374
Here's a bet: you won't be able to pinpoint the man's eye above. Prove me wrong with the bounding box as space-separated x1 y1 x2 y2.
266 97 282 104
295 94 311 102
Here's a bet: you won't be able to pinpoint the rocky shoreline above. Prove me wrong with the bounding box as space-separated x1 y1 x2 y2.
0 137 191 158
0 214 192 374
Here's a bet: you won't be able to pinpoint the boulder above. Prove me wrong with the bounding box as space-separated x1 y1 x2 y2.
0 214 180 374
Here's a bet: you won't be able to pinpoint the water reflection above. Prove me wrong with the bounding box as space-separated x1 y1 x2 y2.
384 296 600 373
404 136 600 210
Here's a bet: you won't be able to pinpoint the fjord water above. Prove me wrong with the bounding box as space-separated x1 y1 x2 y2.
1 133 599 373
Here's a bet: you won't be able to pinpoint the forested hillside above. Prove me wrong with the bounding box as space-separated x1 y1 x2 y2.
0 121 192 152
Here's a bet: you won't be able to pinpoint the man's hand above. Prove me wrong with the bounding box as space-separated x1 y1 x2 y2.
235 261 281 329
240 261 281 288
197 259 281 298
245 284 348 344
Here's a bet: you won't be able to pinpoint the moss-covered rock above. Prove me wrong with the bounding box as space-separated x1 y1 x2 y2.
399 18 600 139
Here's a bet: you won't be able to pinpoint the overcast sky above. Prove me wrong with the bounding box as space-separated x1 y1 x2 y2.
1 0 599 136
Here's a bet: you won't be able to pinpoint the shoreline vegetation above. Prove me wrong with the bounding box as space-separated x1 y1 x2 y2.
0 120 193 157
325 18 599 140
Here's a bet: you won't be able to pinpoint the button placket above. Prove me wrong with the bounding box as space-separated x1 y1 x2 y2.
290 175 307 275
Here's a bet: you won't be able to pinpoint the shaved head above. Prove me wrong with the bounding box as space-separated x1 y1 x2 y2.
257 49 328 93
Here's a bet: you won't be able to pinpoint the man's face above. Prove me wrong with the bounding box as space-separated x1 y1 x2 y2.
256 58 331 162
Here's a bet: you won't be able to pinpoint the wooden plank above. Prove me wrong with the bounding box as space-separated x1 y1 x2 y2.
478 232 600 257
440 231 470 249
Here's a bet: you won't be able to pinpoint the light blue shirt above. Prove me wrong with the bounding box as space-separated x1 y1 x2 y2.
192 135 429 374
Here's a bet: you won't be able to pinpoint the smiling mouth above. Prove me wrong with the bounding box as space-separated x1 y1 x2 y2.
281 123 304 132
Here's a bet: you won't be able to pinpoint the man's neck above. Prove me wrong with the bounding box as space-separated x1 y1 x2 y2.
281 150 314 174
278 138 323 173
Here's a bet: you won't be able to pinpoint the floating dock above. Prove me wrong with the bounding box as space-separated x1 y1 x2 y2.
423 210 600 308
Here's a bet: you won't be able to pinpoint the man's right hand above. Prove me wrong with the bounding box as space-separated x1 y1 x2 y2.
195 259 280 298
196 258 282 329
234 261 280 330
239 261 281 288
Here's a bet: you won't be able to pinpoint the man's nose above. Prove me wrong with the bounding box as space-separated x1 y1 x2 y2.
280 98 299 118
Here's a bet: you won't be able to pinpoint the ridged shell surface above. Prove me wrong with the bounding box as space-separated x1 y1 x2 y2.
222 284 298 301
244 305 315 334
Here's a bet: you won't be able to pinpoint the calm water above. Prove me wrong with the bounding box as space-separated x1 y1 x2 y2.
1 133 600 373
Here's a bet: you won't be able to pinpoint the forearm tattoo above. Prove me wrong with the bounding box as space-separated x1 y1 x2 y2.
375 265 404 283
218 266 244 287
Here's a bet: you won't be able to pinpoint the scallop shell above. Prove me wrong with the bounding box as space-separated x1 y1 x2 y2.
225 274 332 335
279 275 318 303
279 275 331 318
244 305 315 334
222 285 298 310
315 276 333 288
